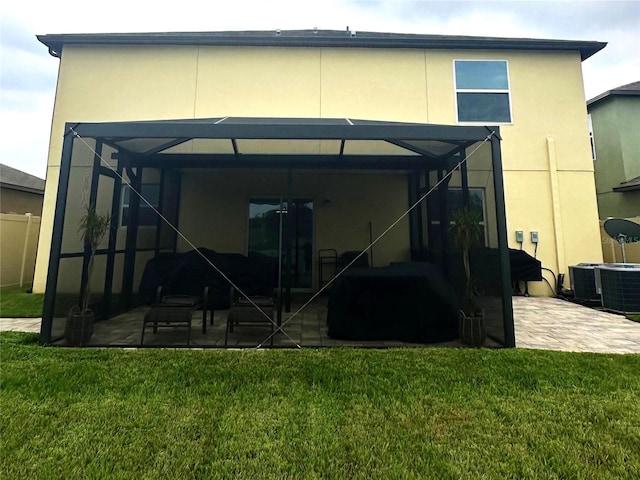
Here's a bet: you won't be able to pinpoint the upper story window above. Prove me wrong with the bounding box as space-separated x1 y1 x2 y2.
455 60 512 123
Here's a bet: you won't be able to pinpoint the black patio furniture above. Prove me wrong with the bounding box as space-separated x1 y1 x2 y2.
338 251 370 269
318 249 338 290
140 286 211 346
138 249 278 309
327 262 459 343
225 287 278 347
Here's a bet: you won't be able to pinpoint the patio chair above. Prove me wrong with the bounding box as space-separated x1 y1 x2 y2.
338 251 369 269
225 287 277 347
140 286 212 346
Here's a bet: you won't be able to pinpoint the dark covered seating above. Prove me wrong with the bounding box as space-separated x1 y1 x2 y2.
140 287 211 346
338 251 370 269
225 287 278 347
139 249 278 309
327 262 459 343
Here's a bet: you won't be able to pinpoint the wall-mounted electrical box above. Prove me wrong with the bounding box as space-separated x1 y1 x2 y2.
531 231 539 243
516 230 524 243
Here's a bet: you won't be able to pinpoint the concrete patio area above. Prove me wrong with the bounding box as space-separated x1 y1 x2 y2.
2 296 639 353
512 296 640 354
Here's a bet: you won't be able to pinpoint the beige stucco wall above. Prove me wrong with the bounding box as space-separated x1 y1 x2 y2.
34 44 602 296
178 170 411 287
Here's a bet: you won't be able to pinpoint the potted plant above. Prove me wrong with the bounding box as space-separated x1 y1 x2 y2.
64 205 111 346
450 207 486 346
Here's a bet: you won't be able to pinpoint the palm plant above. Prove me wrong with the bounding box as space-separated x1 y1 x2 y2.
79 205 111 311
450 207 483 314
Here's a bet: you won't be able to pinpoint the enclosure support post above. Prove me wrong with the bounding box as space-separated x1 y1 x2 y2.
40 127 75 344
408 171 423 259
277 198 284 326
285 169 293 312
78 140 104 316
461 149 469 206
121 160 141 309
437 169 451 280
491 133 515 347
103 157 123 321
425 171 434 263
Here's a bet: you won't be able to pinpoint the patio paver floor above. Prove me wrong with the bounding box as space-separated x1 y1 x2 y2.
2 296 639 353
513 296 640 353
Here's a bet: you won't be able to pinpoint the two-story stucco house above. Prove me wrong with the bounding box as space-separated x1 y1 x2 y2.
588 81 640 219
34 30 606 347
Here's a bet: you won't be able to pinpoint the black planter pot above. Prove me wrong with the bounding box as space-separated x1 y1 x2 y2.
64 308 95 346
459 310 486 346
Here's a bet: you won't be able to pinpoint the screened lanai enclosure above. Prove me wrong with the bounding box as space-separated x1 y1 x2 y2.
41 117 515 348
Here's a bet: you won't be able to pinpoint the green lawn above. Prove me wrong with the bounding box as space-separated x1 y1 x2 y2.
1 332 639 479
0 286 43 318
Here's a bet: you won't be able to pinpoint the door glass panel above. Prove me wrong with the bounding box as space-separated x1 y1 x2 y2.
248 199 283 260
290 200 313 289
248 198 313 289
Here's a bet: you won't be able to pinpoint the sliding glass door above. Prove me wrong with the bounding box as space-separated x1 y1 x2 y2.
248 198 313 290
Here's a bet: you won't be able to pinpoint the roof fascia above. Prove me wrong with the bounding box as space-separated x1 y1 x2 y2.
587 89 640 108
0 183 45 195
37 32 606 61
70 121 495 143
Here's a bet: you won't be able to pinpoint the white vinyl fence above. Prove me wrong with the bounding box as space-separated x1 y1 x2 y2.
0 213 41 288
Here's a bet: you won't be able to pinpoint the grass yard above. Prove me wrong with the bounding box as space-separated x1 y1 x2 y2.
1 332 639 479
0 286 43 318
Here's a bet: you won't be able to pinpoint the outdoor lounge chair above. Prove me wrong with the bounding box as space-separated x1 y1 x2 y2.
225 287 277 347
140 286 212 346
338 251 370 269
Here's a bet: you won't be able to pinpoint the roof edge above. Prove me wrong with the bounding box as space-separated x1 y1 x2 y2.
612 176 640 193
36 30 607 61
0 182 45 195
587 82 640 107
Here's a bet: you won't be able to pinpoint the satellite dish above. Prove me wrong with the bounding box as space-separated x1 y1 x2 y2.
603 218 640 262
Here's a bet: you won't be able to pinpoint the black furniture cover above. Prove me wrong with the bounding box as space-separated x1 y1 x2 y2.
327 262 459 343
139 249 277 309
461 248 542 295
507 249 542 282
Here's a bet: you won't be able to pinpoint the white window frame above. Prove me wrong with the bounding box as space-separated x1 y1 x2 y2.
454 59 513 125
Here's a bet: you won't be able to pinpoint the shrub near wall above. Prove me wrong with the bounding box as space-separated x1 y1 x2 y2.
0 214 41 287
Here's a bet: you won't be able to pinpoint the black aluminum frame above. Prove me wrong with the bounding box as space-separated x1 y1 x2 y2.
40 117 515 347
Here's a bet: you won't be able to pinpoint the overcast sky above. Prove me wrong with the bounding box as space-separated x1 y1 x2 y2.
1 0 638 178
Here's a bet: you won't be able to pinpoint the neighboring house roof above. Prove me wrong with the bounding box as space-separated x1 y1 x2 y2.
0 164 45 195
613 175 640 192
587 80 640 108
37 29 606 61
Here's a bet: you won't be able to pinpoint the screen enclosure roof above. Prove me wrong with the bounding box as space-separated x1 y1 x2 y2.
69 116 500 170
